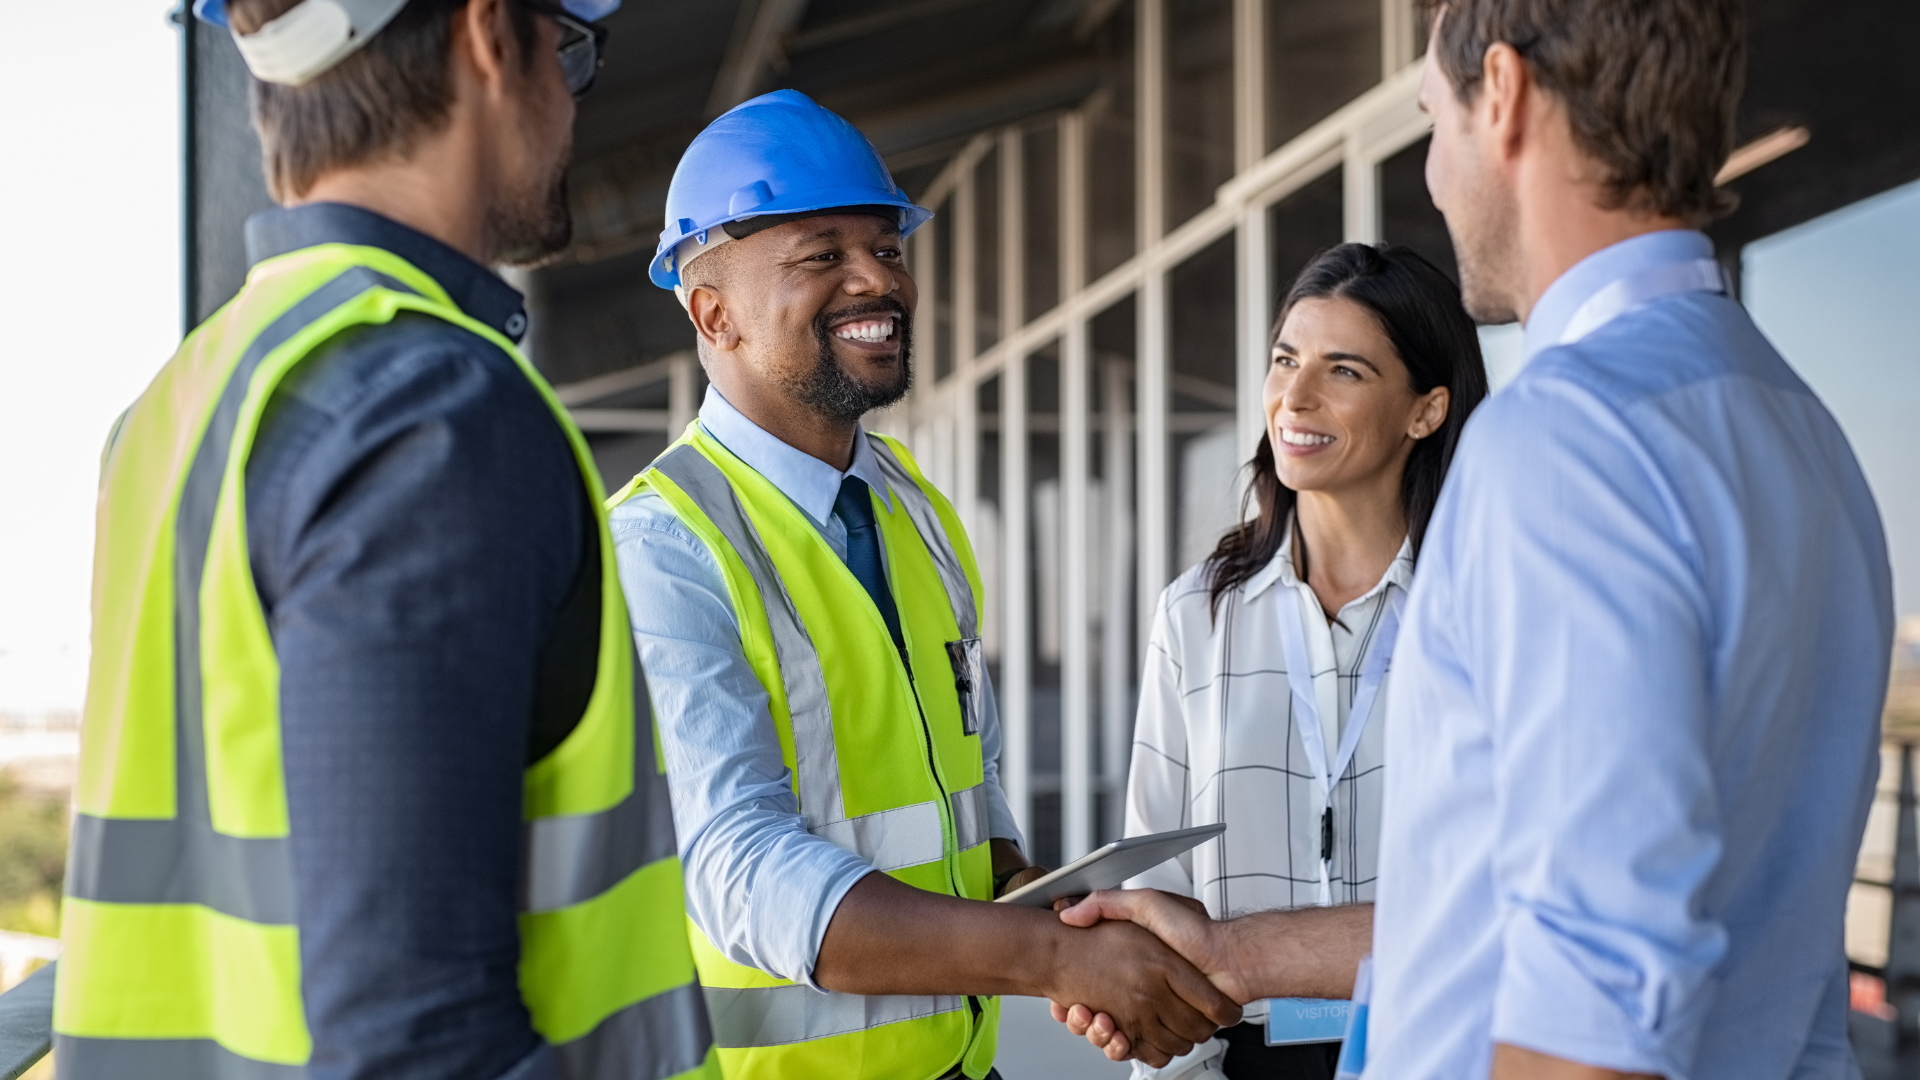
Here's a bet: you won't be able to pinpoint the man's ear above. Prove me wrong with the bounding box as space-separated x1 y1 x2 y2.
1478 42 1531 163
687 286 742 355
452 0 515 100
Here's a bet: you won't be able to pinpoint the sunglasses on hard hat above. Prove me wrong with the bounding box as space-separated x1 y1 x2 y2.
524 1 609 98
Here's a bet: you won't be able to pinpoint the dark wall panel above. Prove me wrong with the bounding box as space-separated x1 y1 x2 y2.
186 20 274 329
1379 136 1457 284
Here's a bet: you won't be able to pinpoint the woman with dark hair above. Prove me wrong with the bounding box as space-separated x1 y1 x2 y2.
1122 243 1488 1080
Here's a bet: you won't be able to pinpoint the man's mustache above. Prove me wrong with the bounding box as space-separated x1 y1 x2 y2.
815 297 911 333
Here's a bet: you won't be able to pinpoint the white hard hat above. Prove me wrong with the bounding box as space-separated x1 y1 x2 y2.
193 0 620 87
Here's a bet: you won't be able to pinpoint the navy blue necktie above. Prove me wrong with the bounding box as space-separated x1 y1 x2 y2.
833 475 905 654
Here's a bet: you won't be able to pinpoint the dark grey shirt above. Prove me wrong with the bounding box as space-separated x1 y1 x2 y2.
243 204 594 1080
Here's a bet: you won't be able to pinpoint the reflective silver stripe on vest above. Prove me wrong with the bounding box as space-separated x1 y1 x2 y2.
702 984 965 1049
867 438 979 640
67 267 415 926
653 444 970 1049
555 982 714 1080
522 644 680 913
948 784 991 852
55 1033 308 1079
810 799 944 872
652 445 846 828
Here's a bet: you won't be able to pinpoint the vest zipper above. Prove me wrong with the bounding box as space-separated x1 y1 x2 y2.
896 640 981 1040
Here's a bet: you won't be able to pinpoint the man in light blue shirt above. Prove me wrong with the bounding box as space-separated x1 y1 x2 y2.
1050 2 1893 1076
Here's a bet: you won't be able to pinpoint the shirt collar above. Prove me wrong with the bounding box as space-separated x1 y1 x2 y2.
1243 511 1415 603
1522 229 1714 360
697 385 894 526
243 202 529 345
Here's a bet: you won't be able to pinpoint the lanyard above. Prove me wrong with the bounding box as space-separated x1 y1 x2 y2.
1277 584 1403 904
1556 257 1725 346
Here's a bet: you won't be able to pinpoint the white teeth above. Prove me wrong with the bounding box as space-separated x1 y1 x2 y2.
834 319 894 342
1280 428 1334 446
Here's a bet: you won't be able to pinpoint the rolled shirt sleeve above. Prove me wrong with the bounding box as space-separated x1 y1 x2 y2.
1461 380 1727 1075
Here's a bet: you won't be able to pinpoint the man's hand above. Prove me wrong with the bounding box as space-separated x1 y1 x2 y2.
1048 890 1374 1061
1046 889 1240 1062
1040 916 1243 1067
1060 889 1250 998
809 871 1238 1068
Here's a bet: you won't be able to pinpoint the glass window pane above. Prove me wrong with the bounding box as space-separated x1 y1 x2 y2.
1024 124 1062 322
1164 0 1235 233
931 196 955 381
1379 135 1458 283
1742 177 1920 974
1266 0 1380 152
1027 342 1064 867
1168 234 1241 576
1087 1 1137 280
1268 166 1345 307
1090 295 1138 844
974 148 1002 354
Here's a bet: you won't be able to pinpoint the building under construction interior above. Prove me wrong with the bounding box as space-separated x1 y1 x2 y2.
152 0 1920 1074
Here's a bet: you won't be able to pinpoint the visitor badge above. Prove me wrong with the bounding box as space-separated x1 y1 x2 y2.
1263 998 1349 1046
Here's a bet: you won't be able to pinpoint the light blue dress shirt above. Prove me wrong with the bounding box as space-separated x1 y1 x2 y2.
1370 231 1893 1080
611 386 1022 989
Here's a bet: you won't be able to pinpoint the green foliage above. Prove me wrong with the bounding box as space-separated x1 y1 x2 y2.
0 777 66 937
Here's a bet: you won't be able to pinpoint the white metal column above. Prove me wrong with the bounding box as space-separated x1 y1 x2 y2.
1100 358 1136 841
1233 0 1265 174
1001 129 1026 338
1344 130 1379 244
1234 0 1270 461
1136 0 1170 654
999 125 1033 842
953 169 980 538
1383 0 1418 78
668 353 698 439
1059 111 1095 860
1001 347 1032 841
1236 206 1270 459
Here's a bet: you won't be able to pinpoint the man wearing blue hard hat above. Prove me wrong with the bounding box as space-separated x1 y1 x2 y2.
55 2 717 1079
607 89 1240 1080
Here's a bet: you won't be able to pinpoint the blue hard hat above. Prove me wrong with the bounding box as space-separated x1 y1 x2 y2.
650 89 932 290
193 0 622 28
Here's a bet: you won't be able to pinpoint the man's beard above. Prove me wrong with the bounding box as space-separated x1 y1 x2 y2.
1447 176 1523 326
790 298 914 425
492 146 574 269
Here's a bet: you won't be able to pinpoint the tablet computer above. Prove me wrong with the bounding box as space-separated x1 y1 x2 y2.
993 823 1226 908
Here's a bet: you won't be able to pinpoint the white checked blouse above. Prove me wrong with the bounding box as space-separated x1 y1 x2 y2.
1124 525 1412 920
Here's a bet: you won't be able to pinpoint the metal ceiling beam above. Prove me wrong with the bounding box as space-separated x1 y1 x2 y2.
707 0 811 117
844 55 1103 157
787 0 995 54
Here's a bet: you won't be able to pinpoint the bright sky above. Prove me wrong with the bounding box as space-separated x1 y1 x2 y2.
0 4 181 715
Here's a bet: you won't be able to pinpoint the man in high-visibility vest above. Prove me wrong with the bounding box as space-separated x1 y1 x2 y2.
56 2 717 1078
608 90 1240 1080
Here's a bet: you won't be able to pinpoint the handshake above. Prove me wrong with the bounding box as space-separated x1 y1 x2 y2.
1034 888 1370 1066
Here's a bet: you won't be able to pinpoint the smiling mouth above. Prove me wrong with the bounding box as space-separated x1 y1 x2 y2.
1279 426 1335 447
832 317 897 343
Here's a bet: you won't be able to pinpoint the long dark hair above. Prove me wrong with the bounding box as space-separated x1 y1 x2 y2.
1205 243 1489 619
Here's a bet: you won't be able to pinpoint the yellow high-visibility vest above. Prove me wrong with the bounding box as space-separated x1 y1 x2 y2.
56 241 721 1080
612 424 1000 1080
